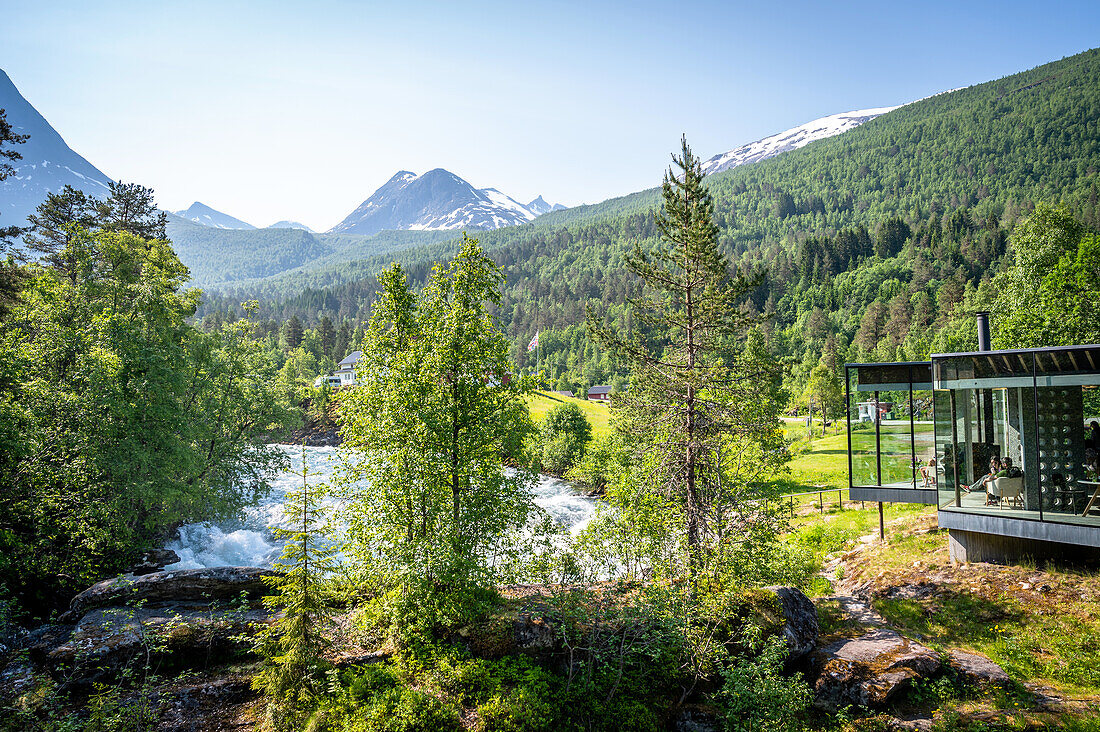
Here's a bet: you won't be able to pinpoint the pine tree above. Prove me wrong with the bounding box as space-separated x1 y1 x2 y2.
254 445 336 728
587 136 785 587
284 315 303 350
333 320 351 362
318 315 336 360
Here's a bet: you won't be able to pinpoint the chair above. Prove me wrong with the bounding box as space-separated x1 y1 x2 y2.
992 477 1024 509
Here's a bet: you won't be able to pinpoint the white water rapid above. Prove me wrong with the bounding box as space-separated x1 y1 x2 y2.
163 444 596 570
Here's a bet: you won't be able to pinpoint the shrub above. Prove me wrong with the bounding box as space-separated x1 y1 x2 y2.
715 629 811 732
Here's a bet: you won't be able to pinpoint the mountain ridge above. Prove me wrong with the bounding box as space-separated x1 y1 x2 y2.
0 68 113 229
328 168 562 236
174 201 256 230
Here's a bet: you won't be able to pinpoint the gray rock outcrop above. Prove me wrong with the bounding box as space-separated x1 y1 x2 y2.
813 627 941 711
946 649 1010 689
767 585 819 664
69 566 280 616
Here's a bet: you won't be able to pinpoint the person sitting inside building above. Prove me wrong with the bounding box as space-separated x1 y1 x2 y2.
919 457 938 487
1088 421 1100 453
964 455 1001 496
1086 447 1099 480
988 456 1023 506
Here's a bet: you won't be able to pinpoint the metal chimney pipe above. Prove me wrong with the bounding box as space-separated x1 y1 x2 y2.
976 312 991 352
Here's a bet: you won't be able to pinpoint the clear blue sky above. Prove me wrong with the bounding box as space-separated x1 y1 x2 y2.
3 0 1098 231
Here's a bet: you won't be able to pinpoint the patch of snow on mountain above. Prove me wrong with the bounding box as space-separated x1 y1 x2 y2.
702 106 901 176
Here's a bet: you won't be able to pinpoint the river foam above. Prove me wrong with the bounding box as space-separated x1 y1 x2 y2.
164 444 595 570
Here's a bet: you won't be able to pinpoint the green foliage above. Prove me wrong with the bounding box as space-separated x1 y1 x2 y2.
992 204 1100 348
339 239 538 633
587 137 790 587
536 401 592 474
254 448 338 730
716 628 811 732
0 226 293 615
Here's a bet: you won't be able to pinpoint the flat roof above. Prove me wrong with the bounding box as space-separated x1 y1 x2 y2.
930 343 1100 360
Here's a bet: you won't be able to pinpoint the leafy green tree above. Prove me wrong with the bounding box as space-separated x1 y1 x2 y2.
587 137 787 587
0 227 293 613
339 240 537 629
276 346 320 404
803 360 843 436
254 447 336 730
538 401 592 474
993 204 1100 348
0 107 28 313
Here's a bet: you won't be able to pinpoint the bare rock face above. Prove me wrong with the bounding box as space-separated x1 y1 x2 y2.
767 585 819 664
49 602 270 681
813 627 941 711
69 567 280 617
946 649 1010 689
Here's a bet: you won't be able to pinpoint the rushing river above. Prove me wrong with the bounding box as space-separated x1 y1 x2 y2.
164 444 597 570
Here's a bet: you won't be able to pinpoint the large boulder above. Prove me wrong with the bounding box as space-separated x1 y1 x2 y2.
49 602 270 681
69 566 280 617
813 627 941 711
766 586 819 664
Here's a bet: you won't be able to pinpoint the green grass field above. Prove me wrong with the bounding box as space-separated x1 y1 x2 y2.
525 390 613 439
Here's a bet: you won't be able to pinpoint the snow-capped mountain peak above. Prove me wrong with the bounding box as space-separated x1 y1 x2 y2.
0 68 113 229
526 195 566 215
174 202 255 230
329 170 566 236
702 106 901 176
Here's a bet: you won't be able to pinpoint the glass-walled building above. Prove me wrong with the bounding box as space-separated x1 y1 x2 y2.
934 345 1100 531
846 362 936 504
847 344 1100 561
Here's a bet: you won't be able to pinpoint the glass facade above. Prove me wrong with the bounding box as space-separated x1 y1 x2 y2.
933 345 1100 528
846 362 935 491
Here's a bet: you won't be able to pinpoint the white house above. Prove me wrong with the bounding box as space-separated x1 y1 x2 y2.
335 350 363 387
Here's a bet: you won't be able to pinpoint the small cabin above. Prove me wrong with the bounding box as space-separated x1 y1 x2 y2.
551 390 575 399
587 385 612 401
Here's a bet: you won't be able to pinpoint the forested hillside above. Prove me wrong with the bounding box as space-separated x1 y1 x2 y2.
198 48 1100 398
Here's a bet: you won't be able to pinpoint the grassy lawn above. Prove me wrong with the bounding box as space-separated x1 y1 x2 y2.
526 390 612 439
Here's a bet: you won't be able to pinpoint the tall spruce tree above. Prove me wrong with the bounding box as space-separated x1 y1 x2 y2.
284 315 303 350
587 137 786 586
255 446 336 729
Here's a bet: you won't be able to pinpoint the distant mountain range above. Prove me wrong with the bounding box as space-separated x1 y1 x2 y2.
329 169 564 236
701 106 900 176
174 201 256 230
0 69 113 229
1 62 907 291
